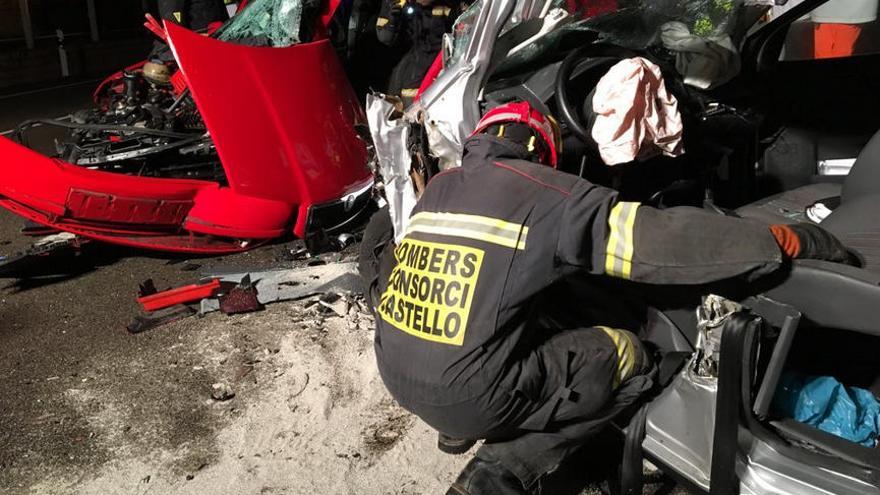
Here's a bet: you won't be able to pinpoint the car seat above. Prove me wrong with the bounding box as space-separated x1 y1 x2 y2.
738 129 880 221
738 129 880 272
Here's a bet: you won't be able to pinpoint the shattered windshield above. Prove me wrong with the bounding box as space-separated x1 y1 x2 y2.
581 0 773 49
215 0 304 47
447 0 773 87
490 0 773 87
502 0 563 32
446 0 557 67
447 0 484 67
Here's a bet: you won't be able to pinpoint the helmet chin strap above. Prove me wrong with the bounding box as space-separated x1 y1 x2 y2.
482 123 551 166
471 100 560 168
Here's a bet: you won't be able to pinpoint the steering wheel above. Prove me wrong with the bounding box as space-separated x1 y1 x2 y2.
554 45 636 146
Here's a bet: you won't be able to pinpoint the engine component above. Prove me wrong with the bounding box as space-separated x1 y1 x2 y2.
143 61 172 84
12 69 223 183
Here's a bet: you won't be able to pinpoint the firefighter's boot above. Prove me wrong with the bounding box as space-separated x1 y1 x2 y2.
446 457 526 495
438 432 476 455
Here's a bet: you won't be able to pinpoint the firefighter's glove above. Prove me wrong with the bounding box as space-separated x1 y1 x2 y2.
770 223 859 266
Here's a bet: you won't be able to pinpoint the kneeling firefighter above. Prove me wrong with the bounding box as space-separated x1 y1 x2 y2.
369 101 854 494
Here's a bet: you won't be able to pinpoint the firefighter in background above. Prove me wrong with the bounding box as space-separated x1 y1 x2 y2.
376 0 460 105
146 0 229 64
368 101 855 495
156 0 230 32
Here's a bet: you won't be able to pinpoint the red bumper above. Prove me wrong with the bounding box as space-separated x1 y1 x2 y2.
0 137 279 252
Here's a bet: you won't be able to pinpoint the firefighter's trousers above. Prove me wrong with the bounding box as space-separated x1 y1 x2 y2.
473 325 653 489
387 48 437 105
364 228 654 489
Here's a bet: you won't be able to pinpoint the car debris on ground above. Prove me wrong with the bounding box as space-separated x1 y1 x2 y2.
0 232 86 278
127 304 197 334
217 275 264 315
137 278 222 312
123 260 364 334
199 261 361 315
210 382 236 401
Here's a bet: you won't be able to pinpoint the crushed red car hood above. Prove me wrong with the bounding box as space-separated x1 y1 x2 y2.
166 22 370 234
0 20 371 253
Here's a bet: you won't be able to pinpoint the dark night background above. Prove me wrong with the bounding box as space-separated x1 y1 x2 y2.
0 0 159 91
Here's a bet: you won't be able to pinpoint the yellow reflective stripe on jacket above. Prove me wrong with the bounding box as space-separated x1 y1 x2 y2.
598 326 638 389
432 6 451 16
605 201 640 279
407 212 528 250
400 88 419 97
376 17 390 27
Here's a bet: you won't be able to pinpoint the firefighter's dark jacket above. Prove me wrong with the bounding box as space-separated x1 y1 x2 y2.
376 0 456 53
374 134 782 426
158 0 228 31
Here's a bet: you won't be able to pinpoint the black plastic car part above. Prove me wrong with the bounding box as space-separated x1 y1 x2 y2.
555 47 612 146
554 44 637 147
711 312 759 495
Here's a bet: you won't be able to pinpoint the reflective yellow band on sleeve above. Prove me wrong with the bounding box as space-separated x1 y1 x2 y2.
173 11 182 22
598 326 638 389
400 88 419 97
605 201 640 279
406 212 528 250
432 6 452 16
376 17 390 27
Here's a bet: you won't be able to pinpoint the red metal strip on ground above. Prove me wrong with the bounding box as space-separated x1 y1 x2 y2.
137 278 221 312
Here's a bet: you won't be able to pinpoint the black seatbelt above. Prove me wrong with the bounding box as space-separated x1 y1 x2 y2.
710 313 759 495
619 356 665 495
620 404 649 495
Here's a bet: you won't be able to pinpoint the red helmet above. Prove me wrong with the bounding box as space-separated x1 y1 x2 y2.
472 101 562 167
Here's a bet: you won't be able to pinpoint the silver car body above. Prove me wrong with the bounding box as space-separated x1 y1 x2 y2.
645 359 879 495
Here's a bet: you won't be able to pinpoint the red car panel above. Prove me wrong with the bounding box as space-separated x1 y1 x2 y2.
0 137 256 253
0 14 372 253
166 22 371 237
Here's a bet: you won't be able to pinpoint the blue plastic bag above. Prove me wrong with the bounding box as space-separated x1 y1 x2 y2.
772 372 880 448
